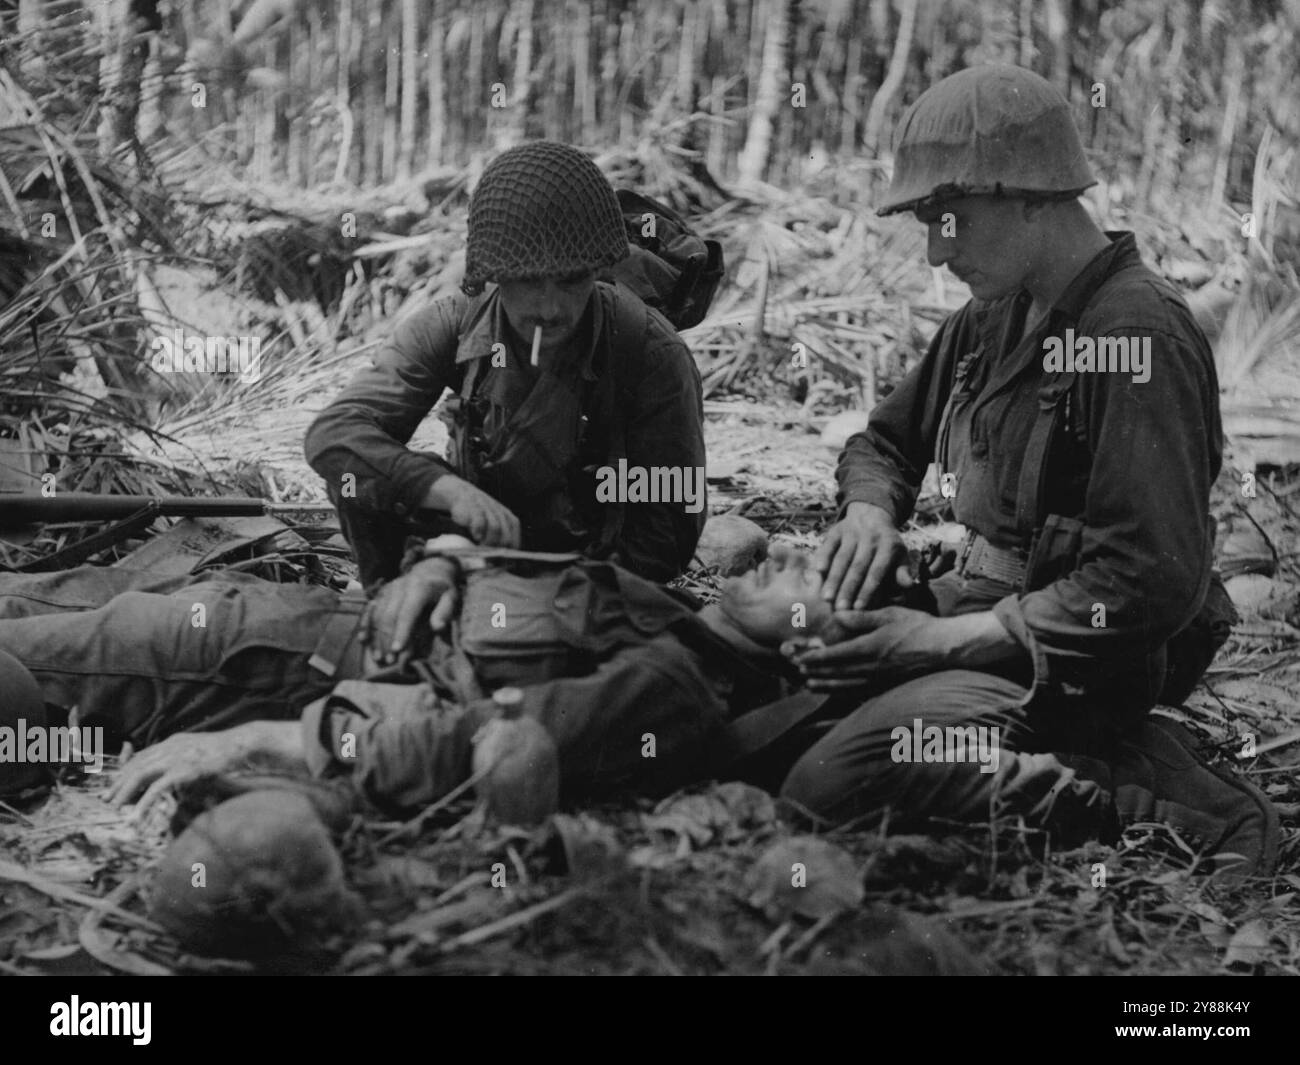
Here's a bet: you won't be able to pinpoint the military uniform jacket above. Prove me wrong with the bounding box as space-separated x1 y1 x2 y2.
836 232 1223 717
305 282 707 581
299 559 784 810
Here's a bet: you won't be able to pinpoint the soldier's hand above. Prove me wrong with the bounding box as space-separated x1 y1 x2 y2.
813 502 913 611
107 721 305 820
783 606 941 689
422 475 522 548
362 557 461 663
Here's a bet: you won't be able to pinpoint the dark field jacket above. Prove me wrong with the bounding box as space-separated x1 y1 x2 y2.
304 283 707 582
837 232 1223 719
301 558 784 810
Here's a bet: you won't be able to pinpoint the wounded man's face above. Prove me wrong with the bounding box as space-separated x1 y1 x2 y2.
719 545 833 647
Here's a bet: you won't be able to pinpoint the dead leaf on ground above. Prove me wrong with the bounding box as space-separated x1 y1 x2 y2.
549 813 624 878
1222 919 1272 969
643 782 776 851
743 836 864 922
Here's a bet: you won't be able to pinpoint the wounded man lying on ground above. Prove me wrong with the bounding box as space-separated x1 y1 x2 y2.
0 537 1278 883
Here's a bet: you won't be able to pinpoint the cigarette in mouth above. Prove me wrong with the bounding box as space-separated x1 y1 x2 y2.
530 324 542 367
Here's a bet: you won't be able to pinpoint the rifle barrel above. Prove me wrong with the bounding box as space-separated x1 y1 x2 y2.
0 493 331 526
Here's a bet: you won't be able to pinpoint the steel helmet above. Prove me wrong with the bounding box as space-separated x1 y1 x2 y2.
878 65 1096 216
463 141 629 296
0 649 48 795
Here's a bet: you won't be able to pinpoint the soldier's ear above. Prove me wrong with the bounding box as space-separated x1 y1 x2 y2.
1020 197 1057 224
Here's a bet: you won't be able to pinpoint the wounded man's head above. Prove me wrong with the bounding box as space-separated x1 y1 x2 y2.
718 544 834 647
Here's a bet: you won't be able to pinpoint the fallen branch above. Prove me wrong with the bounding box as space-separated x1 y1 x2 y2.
438 886 587 952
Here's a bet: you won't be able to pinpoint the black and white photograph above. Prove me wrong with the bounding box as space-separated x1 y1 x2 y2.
0 0 1297 1012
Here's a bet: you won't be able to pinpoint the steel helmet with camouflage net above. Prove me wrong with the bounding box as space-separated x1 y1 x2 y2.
462 141 629 296
878 65 1096 217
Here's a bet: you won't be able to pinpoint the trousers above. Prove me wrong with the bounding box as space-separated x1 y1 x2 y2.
779 571 1130 837
0 568 365 747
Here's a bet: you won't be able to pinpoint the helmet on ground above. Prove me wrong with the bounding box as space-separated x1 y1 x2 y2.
878 65 1096 216
463 141 629 295
0 649 48 796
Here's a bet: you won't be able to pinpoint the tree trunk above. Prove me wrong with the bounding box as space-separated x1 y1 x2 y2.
1210 34 1245 209
1019 0 1033 67
618 10 634 143
549 0 569 140
232 0 296 46
337 0 358 183
573 0 594 142
508 0 534 146
675 0 698 114
841 25 862 153
362 4 383 184
398 0 418 180
863 0 917 155
427 0 446 166
383 12 399 182
467 4 484 152
1041 0 1069 96
737 0 792 184
600 12 618 142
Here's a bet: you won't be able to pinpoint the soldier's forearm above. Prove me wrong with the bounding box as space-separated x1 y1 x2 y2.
936 611 1029 671
614 509 703 582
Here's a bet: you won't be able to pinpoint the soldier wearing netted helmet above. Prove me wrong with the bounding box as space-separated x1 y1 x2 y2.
781 65 1277 882
306 142 707 587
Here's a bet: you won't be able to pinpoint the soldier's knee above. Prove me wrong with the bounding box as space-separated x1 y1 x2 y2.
779 746 877 824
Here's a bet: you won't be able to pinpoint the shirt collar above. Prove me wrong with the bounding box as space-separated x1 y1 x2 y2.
971 230 1142 368
455 286 604 382
1050 230 1140 325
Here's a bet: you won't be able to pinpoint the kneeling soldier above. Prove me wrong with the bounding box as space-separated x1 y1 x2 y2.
305 142 707 586
789 65 1276 881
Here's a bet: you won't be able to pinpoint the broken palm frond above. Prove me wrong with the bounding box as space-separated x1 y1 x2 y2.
0 858 163 935
78 880 174 977
1216 272 1300 391
0 61 262 565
